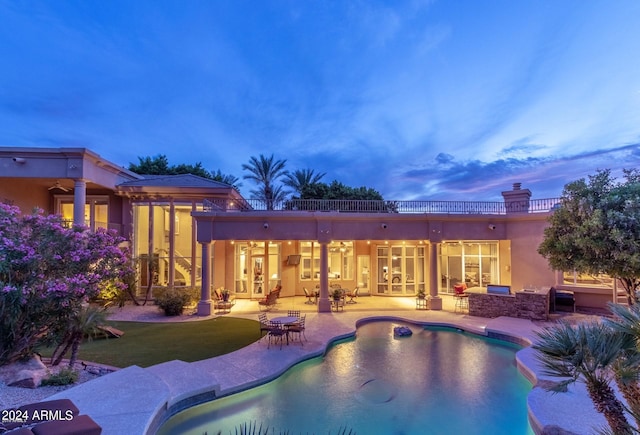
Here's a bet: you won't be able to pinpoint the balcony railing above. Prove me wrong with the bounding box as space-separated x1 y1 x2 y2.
61 219 123 236
202 197 561 215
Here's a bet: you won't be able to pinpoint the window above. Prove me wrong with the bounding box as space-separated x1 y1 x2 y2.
233 242 281 295
563 272 613 288
132 201 200 291
299 241 353 280
56 195 109 230
439 241 499 294
376 244 426 295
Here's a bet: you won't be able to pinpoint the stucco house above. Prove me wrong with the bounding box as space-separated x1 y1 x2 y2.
0 147 615 314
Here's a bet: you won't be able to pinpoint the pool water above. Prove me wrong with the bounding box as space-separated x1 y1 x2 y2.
159 321 533 435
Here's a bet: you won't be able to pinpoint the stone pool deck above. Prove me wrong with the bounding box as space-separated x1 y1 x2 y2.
46 296 607 434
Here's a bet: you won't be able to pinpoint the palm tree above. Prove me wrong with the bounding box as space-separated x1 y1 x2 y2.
51 305 109 369
283 169 326 196
242 154 287 210
211 169 242 190
533 321 633 434
605 302 640 428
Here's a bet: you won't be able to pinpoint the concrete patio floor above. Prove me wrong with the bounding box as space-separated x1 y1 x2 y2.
47 295 607 434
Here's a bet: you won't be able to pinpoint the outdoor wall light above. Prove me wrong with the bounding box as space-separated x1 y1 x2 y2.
381 223 388 229
263 222 269 229
488 224 496 230
12 157 26 164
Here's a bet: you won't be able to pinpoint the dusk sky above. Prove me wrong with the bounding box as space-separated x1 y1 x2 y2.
2 1 640 200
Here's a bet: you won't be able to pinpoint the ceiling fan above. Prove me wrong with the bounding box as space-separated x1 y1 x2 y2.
48 180 71 192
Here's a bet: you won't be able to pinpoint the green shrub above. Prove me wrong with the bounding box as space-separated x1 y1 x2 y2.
155 288 191 316
41 368 78 386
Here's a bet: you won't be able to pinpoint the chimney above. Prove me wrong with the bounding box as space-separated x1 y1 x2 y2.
502 183 531 214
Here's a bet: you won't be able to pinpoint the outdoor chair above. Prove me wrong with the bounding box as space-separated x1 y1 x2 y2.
258 291 279 311
213 290 235 313
287 310 301 319
346 286 359 303
287 314 307 345
270 285 282 298
454 284 469 313
267 321 288 349
258 313 271 339
303 287 316 304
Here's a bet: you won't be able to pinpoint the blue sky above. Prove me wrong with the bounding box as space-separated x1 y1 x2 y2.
2 1 640 200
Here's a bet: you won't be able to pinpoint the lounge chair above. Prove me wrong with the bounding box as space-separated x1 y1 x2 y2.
258 291 278 311
345 287 359 303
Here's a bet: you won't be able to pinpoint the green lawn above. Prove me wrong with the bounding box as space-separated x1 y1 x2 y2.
42 317 261 368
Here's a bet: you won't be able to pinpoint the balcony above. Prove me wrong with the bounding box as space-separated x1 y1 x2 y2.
202 198 560 215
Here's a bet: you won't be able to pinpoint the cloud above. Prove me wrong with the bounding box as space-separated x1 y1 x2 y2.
499 137 548 157
388 141 640 200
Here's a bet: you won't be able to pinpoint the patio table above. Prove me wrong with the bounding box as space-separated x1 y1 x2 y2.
271 316 299 326
269 316 299 346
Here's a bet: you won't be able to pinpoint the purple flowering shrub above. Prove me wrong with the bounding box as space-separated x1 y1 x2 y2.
0 203 130 364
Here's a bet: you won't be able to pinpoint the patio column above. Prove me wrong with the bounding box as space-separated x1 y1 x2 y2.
197 241 212 316
73 179 86 227
428 242 442 310
318 241 331 312
168 200 175 286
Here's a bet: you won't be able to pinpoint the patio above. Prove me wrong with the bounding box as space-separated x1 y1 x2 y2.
42 294 605 435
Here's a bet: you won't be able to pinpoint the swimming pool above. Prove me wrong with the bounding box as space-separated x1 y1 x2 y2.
158 321 533 434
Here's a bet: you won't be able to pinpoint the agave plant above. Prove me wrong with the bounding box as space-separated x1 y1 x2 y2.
533 321 633 434
605 302 640 428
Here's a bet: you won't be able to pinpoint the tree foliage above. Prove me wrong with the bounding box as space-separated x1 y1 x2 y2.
129 154 172 174
242 154 288 209
299 181 384 201
210 169 242 190
282 181 394 212
0 204 130 364
283 169 326 196
538 169 640 304
129 155 240 189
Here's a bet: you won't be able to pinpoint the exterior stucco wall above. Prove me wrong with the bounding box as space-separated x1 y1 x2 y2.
0 179 51 212
506 215 555 291
213 241 227 291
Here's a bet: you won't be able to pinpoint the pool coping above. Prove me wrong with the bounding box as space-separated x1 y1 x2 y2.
47 311 605 434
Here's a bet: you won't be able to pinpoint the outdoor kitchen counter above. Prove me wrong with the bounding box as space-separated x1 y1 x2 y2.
467 286 550 320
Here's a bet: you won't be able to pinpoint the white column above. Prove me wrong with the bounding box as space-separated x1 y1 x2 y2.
148 203 156 294
168 200 175 286
428 242 442 310
73 179 86 227
318 242 331 312
197 241 212 316
190 201 197 287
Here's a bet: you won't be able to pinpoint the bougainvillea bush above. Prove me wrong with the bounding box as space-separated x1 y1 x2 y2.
0 203 130 364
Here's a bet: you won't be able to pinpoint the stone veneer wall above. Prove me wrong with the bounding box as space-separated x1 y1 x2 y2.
469 293 516 318
515 291 550 320
468 291 549 320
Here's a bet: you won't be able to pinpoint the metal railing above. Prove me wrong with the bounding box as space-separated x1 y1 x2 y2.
202 197 561 215
60 219 124 235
